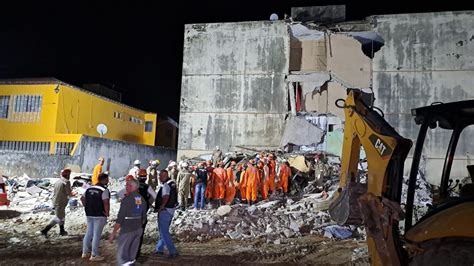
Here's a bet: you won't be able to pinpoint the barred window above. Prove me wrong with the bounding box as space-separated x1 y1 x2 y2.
0 96 10 118
14 95 42 112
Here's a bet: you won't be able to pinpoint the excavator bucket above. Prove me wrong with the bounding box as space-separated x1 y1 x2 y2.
329 180 367 225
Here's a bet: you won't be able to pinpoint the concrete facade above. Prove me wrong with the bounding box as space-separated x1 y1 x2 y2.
0 135 176 178
178 21 290 159
372 11 474 182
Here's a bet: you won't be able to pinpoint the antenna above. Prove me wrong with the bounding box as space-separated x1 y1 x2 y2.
96 124 108 138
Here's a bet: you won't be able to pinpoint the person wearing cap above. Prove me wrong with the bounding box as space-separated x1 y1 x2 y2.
176 162 192 210
129 160 141 178
212 161 227 207
204 160 214 204
91 157 105 185
224 161 236 205
81 173 110 262
244 160 260 205
146 160 160 190
40 168 77 237
278 160 292 195
267 154 276 194
136 168 157 259
167 161 179 182
260 159 270 200
193 163 208 210
109 179 147 265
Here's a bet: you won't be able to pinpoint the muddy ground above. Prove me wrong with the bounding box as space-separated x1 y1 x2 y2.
0 209 368 265
0 233 368 265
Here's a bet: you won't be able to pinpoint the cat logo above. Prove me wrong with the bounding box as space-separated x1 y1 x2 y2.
368 134 392 158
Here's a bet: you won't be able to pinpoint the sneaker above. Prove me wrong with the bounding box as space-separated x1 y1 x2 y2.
81 253 90 259
89 255 105 262
59 231 68 236
153 251 164 256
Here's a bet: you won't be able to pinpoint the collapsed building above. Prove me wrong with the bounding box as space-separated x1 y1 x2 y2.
178 6 474 184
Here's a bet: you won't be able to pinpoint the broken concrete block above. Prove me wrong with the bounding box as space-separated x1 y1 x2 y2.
247 205 257 214
290 221 300 232
26 185 43 195
283 229 294 238
217 205 232 216
274 239 281 245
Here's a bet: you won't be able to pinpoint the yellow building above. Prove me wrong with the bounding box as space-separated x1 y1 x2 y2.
0 78 157 155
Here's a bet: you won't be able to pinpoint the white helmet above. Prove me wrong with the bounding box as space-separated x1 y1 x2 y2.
134 160 141 165
168 161 177 167
182 162 189 168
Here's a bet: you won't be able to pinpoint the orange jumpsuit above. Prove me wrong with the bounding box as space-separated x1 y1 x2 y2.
213 167 227 200
278 163 291 193
260 165 270 200
245 166 260 202
205 166 214 199
224 167 236 204
239 169 248 201
268 159 276 193
91 163 102 185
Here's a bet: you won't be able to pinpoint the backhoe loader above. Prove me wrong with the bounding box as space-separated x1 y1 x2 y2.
329 89 474 265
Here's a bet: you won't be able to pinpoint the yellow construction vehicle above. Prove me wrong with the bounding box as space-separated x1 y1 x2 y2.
329 89 474 265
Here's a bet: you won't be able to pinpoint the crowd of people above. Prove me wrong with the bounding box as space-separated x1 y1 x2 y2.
35 149 302 265
159 154 292 211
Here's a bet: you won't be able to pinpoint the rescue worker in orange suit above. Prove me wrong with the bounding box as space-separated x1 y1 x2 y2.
212 162 227 207
204 160 214 205
245 160 260 205
260 159 270 200
239 163 249 204
92 157 105 185
267 154 276 194
224 161 236 205
278 160 291 195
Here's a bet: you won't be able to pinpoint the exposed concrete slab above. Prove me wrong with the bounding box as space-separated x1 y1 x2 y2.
372 11 474 183
178 112 285 152
179 21 290 157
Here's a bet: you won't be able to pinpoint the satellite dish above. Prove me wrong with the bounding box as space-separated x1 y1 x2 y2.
96 124 108 137
270 13 279 21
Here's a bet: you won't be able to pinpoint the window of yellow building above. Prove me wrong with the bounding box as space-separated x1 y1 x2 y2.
0 96 9 118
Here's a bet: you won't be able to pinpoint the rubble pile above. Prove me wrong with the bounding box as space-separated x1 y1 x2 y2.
400 172 433 225
170 192 358 243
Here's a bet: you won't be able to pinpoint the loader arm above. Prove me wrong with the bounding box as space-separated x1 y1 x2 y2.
329 90 412 265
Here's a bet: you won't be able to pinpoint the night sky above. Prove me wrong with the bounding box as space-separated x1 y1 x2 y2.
0 1 472 120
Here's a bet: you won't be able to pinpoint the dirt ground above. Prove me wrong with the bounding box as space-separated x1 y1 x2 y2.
0 228 368 265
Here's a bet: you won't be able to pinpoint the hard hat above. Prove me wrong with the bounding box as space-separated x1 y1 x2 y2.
268 154 274 158
98 157 105 161
134 160 141 165
182 162 189 168
138 169 147 177
155 159 160 165
61 168 71 178
125 175 135 182
169 161 177 167
217 161 224 166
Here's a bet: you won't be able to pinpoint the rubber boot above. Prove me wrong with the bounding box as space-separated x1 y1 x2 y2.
40 221 56 238
59 225 68 236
